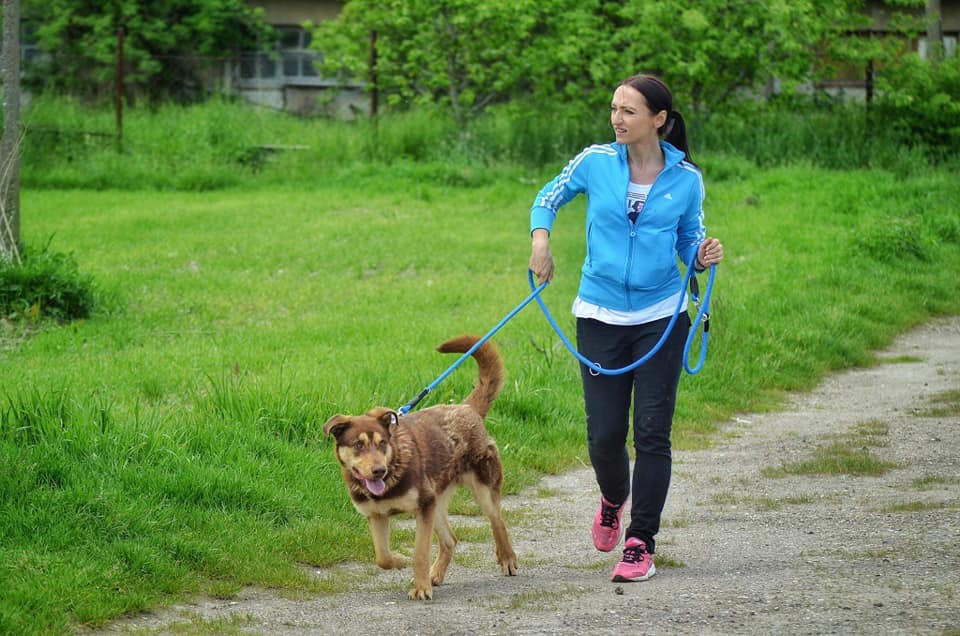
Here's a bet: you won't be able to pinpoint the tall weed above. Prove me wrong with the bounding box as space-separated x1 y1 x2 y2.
18 95 955 192
695 99 918 170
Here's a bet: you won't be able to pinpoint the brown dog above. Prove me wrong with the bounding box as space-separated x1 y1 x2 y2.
323 334 518 600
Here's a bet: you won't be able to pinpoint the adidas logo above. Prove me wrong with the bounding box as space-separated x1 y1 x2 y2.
664 192 673 200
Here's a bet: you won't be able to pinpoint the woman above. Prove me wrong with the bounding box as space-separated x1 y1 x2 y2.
528 74 724 582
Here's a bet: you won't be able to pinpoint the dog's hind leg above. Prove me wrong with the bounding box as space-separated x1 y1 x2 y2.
367 514 408 570
430 487 458 585
463 473 518 576
409 503 437 600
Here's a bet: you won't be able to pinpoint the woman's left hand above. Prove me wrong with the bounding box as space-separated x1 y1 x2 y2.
697 238 724 267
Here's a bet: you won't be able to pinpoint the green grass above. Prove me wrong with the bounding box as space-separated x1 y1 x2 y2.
762 445 897 478
912 475 960 491
918 388 960 417
0 162 958 634
19 96 566 191
653 552 687 570
761 421 898 479
124 612 258 635
881 501 956 513
753 495 816 511
500 585 583 610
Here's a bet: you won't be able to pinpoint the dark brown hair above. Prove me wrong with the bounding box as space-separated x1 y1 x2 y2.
619 74 695 166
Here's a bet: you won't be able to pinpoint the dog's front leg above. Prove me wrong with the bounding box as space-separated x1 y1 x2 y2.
367 514 408 570
409 505 436 600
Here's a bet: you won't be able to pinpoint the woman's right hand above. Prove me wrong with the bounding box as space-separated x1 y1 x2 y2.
529 229 555 283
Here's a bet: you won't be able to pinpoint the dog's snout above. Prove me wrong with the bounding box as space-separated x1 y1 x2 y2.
372 466 387 479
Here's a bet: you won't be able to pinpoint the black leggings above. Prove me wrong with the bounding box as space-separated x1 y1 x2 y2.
576 313 690 553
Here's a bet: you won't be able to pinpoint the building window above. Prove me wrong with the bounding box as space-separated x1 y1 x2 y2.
238 25 319 85
280 26 318 79
946 35 957 58
918 34 958 59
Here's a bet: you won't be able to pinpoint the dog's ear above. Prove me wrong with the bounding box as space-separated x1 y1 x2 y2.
366 407 400 433
323 414 352 440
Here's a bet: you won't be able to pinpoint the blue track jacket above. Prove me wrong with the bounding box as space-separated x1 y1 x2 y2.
530 140 706 313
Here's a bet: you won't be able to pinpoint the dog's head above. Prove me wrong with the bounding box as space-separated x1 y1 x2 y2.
323 407 399 497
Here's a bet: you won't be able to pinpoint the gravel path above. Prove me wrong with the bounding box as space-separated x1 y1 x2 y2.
101 316 960 635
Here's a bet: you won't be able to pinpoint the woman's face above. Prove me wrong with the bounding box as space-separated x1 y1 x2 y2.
610 85 667 146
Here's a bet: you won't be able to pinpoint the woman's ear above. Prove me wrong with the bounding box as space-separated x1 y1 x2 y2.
655 109 669 131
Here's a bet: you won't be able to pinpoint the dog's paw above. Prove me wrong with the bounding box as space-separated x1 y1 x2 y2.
408 583 433 601
376 553 409 570
430 557 452 585
496 547 518 576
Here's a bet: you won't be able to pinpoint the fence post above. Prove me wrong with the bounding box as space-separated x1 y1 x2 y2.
369 29 378 118
116 27 124 151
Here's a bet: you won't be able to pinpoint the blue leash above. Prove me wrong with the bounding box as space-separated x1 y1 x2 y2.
398 255 715 414
397 278 550 415
529 252 716 376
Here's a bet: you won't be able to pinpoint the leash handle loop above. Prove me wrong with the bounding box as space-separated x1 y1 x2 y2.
528 251 716 376
682 263 716 374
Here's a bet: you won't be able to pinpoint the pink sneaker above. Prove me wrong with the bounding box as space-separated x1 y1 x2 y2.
611 537 656 582
591 496 624 552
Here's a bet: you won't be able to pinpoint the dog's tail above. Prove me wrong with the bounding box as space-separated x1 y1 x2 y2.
436 334 504 418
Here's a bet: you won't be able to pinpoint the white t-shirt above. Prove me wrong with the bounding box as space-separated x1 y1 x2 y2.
626 181 650 224
572 181 688 326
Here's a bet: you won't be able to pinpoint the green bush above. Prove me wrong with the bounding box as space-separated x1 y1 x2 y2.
872 53 960 160
0 242 96 323
851 217 939 263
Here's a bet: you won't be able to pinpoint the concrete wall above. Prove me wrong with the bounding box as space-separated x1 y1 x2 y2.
251 0 343 26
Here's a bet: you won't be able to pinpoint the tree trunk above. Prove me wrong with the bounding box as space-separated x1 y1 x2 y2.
1 0 22 261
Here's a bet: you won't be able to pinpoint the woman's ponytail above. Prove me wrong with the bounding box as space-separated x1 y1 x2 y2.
664 110 695 167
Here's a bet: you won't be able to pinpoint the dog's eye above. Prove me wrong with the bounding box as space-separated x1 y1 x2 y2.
354 441 365 451
378 440 387 451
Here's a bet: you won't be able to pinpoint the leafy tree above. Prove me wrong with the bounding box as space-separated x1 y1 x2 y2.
313 0 559 127
22 0 273 102
315 0 887 121
600 1 859 115
316 0 953 132
815 0 929 89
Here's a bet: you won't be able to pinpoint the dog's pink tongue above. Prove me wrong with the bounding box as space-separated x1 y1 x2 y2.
365 478 386 496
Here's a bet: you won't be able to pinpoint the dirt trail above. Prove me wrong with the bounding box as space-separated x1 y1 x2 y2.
100 317 960 635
